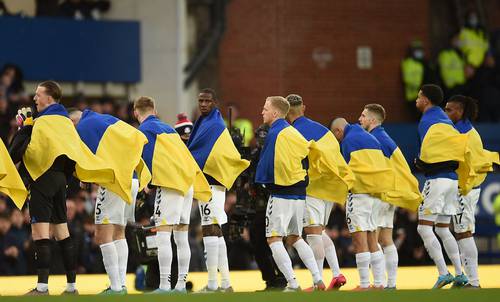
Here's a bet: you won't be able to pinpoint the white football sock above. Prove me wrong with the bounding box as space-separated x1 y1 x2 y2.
114 239 128 288
156 231 173 290
458 237 479 286
355 252 371 288
100 242 122 291
269 241 298 288
203 236 219 290
370 250 386 287
173 230 190 290
383 244 398 288
66 282 76 292
293 238 321 283
218 236 231 289
306 234 325 278
417 225 448 275
435 227 462 275
322 231 341 277
36 283 48 292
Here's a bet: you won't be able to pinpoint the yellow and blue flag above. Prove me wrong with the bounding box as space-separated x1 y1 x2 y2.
418 106 467 165
292 116 354 204
0 140 27 209
455 119 499 195
256 118 310 187
77 110 151 204
341 124 394 195
139 115 211 202
371 126 422 211
23 104 115 185
188 109 249 189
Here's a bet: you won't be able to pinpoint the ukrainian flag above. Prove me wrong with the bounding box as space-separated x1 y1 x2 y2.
256 118 309 186
455 119 500 195
23 104 115 186
371 126 422 211
293 116 354 204
418 107 467 165
139 115 211 202
0 140 27 209
77 110 151 204
188 109 249 189
341 124 394 194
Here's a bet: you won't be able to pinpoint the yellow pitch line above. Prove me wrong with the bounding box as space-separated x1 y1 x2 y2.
1 265 499 295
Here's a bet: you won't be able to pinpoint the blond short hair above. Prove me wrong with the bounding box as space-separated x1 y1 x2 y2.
134 96 156 114
266 96 290 116
364 103 386 122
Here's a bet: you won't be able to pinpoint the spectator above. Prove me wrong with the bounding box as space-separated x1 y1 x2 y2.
1 63 26 103
438 33 468 98
89 99 103 113
0 96 10 144
459 10 489 68
72 92 88 111
466 54 500 122
100 96 115 115
174 113 194 143
401 40 436 120
0 212 27 275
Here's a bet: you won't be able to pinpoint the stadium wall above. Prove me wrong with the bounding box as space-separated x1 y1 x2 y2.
104 0 192 123
217 0 430 125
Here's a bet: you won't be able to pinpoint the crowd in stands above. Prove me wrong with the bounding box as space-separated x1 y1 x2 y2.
402 10 500 122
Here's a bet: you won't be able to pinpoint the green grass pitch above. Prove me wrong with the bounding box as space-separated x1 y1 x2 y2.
2 289 500 302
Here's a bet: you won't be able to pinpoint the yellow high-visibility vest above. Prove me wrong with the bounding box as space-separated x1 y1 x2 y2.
438 49 466 89
401 58 424 102
233 119 254 147
459 27 489 68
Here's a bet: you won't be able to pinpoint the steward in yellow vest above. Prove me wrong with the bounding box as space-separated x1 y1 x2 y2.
459 11 489 68
401 41 435 103
438 34 467 97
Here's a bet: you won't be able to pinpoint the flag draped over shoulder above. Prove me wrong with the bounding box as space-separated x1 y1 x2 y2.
23 104 115 185
140 115 211 202
188 109 249 189
256 119 309 186
418 107 467 164
455 119 500 195
77 110 151 204
0 140 27 209
341 124 394 195
293 116 353 204
371 126 422 211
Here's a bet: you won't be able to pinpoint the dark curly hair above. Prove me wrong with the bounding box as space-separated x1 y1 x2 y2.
447 95 479 121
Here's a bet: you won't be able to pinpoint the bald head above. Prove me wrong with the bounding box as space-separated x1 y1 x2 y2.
330 117 348 142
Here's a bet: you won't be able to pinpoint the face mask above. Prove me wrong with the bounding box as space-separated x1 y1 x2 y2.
413 50 424 60
468 15 479 27
452 39 462 48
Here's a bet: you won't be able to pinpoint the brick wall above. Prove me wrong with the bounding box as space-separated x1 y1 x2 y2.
485 0 500 29
217 0 430 126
